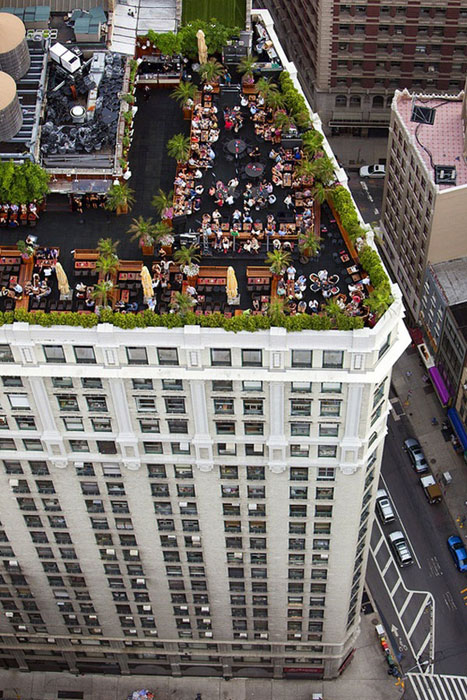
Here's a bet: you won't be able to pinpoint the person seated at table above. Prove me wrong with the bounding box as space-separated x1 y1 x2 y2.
186 284 197 299
215 193 224 207
248 146 261 160
11 282 23 297
273 238 282 250
297 300 307 313
37 281 51 299
243 239 253 254
243 210 253 224
318 269 328 282
224 116 234 131
225 193 234 206
268 194 277 205
277 225 287 237
233 114 243 133
308 299 319 312
288 301 297 315
193 197 201 212
252 298 260 311
75 282 87 298
361 274 370 286
250 103 258 116
250 237 261 254
232 208 242 223
222 236 231 254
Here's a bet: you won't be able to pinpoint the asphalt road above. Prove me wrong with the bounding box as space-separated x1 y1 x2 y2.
346 171 385 225
366 411 467 677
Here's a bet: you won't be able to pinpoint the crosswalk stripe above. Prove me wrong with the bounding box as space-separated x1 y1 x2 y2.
408 672 467 700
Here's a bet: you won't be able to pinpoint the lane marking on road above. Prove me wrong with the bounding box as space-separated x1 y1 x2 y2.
443 591 457 611
399 591 413 616
428 556 443 577
416 631 431 660
381 558 392 576
407 594 432 637
374 207 380 215
380 474 422 568
390 579 401 597
372 534 385 556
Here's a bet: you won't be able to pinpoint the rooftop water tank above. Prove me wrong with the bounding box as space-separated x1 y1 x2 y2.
0 13 30 81
0 71 23 141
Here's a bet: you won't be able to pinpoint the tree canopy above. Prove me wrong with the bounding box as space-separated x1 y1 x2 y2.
0 161 49 204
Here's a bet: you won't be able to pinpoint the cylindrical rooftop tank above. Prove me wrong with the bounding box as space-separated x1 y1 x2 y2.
0 13 30 81
0 71 23 141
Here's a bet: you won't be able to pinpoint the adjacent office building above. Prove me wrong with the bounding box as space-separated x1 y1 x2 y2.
256 0 467 133
380 88 467 321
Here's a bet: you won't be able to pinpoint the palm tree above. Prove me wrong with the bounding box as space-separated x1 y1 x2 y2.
274 110 294 133
97 238 119 258
151 188 174 220
171 81 197 108
324 298 343 322
267 297 285 320
127 216 157 247
238 54 258 83
153 220 175 247
174 244 201 277
197 58 224 84
265 90 285 111
166 133 191 163
302 130 324 159
105 182 135 214
91 280 114 309
295 159 315 180
96 254 119 281
256 77 279 101
311 156 335 186
170 291 195 316
298 229 321 260
367 286 393 318
266 249 292 276
311 181 332 206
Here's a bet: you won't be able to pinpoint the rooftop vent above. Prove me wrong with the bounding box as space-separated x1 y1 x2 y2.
434 165 457 185
411 104 436 125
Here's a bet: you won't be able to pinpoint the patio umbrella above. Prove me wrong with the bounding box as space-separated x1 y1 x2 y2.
226 266 238 305
196 29 208 65
141 266 153 299
55 262 69 296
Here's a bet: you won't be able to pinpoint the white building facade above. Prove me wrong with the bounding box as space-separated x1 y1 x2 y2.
0 298 409 679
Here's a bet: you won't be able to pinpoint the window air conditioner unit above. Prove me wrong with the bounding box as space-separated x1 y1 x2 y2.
9 479 19 487
239 632 247 638
253 444 263 453
201 606 209 612
75 462 84 468
182 617 190 623
129 629 137 634
129 549 138 556
259 633 268 639
294 633 302 639
136 578 145 584
192 535 200 542
179 442 189 451
179 502 188 508
18 625 27 631
9 560 18 567
225 443 235 451
47 637 55 643
234 553 243 559
168 535 177 539
106 548 115 555
149 629 158 635
180 606 188 611
320 554 329 560
203 618 211 624
125 616 133 620
5 612 13 617
249 504 257 510
143 605 151 612
69 615 76 619
204 631 213 637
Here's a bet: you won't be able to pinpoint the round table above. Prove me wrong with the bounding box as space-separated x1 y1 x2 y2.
226 139 247 155
245 162 265 179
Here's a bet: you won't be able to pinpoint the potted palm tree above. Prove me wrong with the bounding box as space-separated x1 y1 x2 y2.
154 221 175 256
298 229 321 263
171 81 198 119
166 134 191 164
105 182 135 215
151 188 174 224
97 238 119 258
169 291 196 316
366 285 393 319
238 54 258 90
174 244 201 283
91 280 114 311
311 155 335 186
197 58 224 90
266 249 292 278
324 298 343 324
311 181 332 206
127 216 158 256
16 239 35 261
96 252 119 282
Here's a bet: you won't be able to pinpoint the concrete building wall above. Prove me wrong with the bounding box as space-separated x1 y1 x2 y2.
428 187 467 263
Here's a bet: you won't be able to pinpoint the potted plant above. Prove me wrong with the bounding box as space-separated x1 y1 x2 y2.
169 291 196 316
91 280 114 311
298 229 321 263
152 221 174 255
96 252 119 282
127 216 158 256
366 284 393 319
16 239 35 260
174 244 201 282
151 188 174 223
105 182 135 215
310 155 335 186
171 81 198 119
238 54 258 88
274 110 295 134
197 58 224 89
166 133 191 164
266 249 292 277
98 238 119 258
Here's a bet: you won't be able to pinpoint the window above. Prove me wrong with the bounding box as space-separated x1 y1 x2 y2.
86 396 108 412
57 395 79 412
8 394 31 410
244 422 264 435
162 379 183 391
30 461 49 476
316 487 334 500
174 465 193 478
318 445 337 458
92 418 112 432
126 347 148 365
217 443 236 456
243 399 263 416
378 333 391 359
212 380 233 392
290 486 307 499
290 399 311 416
290 423 310 437
220 465 238 479
73 346 96 364
291 382 311 393
291 445 309 458
168 419 188 434
23 439 42 451
0 415 7 429
143 442 163 454
322 351 343 368
0 439 16 450
321 382 341 393
135 396 156 412
242 349 262 367
320 400 341 417
214 398 234 415
139 418 160 433
15 416 36 430
319 423 339 437
2 376 22 387
102 464 121 477
165 398 186 414
216 421 236 435
51 377 73 388
157 348 179 366
291 350 312 368
171 442 190 455
133 378 153 391
44 345 66 363
69 440 89 453
247 466 264 480
0 345 14 362
242 380 263 392
290 467 308 481
211 348 231 366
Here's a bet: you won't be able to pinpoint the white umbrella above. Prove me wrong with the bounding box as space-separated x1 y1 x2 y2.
55 262 69 296
197 29 208 65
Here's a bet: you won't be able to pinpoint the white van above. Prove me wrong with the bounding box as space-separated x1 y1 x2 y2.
375 488 395 524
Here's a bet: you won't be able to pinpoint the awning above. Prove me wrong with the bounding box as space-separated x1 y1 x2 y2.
428 367 450 406
447 407 467 451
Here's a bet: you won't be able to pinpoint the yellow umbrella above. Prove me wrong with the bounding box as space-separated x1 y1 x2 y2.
226 266 238 304
196 29 208 65
55 262 69 295
141 265 153 299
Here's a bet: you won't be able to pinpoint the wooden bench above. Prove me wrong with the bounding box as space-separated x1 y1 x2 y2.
198 266 228 279
246 266 273 279
74 250 99 260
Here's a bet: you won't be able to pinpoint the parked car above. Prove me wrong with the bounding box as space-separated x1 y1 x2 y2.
447 535 467 572
359 164 386 178
404 438 429 474
389 531 413 567
420 474 442 504
375 488 395 524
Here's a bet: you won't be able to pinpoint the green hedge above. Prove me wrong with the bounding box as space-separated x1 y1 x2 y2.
0 309 364 332
279 71 311 130
329 186 366 242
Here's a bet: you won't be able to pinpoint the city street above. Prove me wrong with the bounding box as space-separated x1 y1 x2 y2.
346 171 385 224
367 411 467 682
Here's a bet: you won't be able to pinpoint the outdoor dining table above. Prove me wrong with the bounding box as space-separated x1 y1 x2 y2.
245 162 265 179
226 138 247 155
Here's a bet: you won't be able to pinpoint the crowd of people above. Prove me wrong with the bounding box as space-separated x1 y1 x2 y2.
0 202 39 227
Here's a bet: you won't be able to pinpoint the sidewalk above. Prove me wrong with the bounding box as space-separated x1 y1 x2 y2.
0 615 400 700
391 346 467 535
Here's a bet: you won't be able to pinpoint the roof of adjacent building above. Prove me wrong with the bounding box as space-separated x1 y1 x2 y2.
394 90 467 189
0 11 25 53
431 257 467 306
